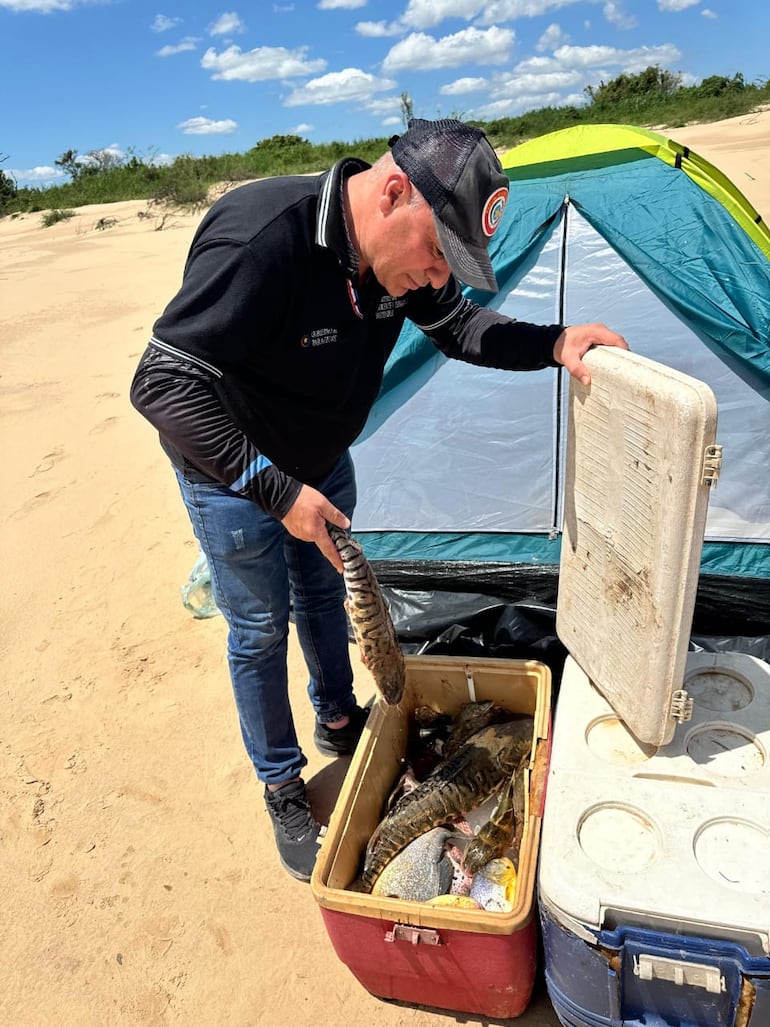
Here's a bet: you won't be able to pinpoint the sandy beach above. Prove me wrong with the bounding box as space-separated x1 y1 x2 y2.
1 110 767 1027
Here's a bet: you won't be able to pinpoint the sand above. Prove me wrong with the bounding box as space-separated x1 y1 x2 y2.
1 110 767 1027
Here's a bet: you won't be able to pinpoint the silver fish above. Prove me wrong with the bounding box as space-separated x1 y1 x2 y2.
469 857 518 912
371 827 453 902
326 523 405 705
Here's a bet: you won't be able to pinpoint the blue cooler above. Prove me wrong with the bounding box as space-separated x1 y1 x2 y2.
538 350 770 1027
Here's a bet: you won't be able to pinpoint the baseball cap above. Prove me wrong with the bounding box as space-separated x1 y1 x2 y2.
389 118 509 292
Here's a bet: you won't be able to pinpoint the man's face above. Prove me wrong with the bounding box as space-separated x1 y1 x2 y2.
370 186 452 297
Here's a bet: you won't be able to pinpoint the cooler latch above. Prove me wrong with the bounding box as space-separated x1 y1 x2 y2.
634 953 725 994
384 924 441 946
670 688 693 723
701 444 723 488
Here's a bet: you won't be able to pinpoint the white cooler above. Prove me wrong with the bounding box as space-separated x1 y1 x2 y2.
537 348 770 1027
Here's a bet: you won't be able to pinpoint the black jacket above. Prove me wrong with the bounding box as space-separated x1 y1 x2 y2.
130 157 563 519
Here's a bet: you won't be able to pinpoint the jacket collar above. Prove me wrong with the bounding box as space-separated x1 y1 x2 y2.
315 157 369 279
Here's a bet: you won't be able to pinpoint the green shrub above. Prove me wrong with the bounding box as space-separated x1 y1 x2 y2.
41 208 76 227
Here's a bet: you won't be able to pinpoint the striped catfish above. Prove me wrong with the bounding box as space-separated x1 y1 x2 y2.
326 522 405 705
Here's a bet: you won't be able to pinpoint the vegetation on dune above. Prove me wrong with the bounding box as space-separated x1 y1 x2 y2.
40 208 76 228
1 67 767 219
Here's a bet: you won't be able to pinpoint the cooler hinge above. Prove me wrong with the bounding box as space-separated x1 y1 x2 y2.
634 953 725 994
701 444 723 488
670 689 694 723
384 923 441 946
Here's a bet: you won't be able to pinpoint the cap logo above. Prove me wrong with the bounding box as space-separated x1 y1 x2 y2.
482 186 508 237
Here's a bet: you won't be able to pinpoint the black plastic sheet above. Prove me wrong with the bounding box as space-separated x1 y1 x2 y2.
371 564 770 694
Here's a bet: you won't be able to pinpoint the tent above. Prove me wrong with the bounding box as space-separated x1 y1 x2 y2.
350 123 770 657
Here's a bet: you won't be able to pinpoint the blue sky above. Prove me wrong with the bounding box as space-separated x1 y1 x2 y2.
3 0 767 188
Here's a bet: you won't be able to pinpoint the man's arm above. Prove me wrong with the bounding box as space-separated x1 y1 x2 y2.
414 293 627 379
130 343 302 520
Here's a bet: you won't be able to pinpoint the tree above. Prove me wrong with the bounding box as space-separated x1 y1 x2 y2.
399 91 414 129
697 73 745 97
585 66 682 107
54 147 124 181
83 147 124 174
55 149 85 180
0 152 16 213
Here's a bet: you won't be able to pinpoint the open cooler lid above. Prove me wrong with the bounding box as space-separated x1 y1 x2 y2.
556 347 719 746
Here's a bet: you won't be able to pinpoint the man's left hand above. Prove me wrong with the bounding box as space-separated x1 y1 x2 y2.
553 323 629 386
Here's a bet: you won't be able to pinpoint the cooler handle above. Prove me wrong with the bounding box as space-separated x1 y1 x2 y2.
634 953 725 994
384 923 441 946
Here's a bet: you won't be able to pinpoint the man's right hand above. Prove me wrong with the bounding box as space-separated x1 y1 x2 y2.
281 484 350 572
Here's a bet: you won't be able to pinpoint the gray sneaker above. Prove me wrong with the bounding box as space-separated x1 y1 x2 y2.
264 780 323 881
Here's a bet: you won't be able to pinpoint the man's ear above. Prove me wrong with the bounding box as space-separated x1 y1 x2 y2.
379 171 409 214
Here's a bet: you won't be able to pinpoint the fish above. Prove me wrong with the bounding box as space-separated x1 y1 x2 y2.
350 716 533 893
326 523 405 705
461 769 524 875
442 700 512 760
371 827 454 902
469 857 518 912
426 894 481 910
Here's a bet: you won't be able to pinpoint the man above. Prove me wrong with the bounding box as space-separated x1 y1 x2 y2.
131 118 627 881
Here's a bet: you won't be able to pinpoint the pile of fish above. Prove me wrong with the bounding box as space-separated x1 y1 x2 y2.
349 701 534 912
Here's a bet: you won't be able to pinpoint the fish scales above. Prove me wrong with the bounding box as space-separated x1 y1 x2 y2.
353 717 533 892
327 523 405 705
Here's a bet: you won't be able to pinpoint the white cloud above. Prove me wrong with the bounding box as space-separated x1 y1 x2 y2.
382 26 514 74
496 68 583 93
396 0 588 31
658 0 701 10
151 14 180 33
473 89 568 119
284 68 397 106
318 0 367 8
603 1 636 29
356 19 402 36
701 6 716 16
551 42 681 72
291 123 314 134
400 0 481 30
440 76 489 94
201 45 326 81
0 0 73 10
178 117 238 135
364 96 403 116
8 165 66 186
210 12 245 36
536 23 569 51
156 37 198 57
355 0 582 38
464 39 683 119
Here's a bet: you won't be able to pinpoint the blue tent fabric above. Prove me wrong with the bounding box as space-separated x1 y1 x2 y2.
351 124 770 586
489 154 770 381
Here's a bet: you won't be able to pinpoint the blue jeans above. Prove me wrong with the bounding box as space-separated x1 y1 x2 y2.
175 452 357 786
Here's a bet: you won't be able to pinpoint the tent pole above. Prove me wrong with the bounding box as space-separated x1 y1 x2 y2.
550 197 571 540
